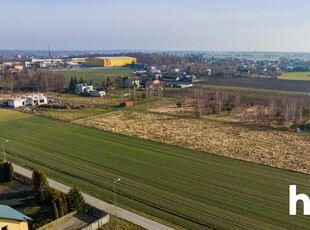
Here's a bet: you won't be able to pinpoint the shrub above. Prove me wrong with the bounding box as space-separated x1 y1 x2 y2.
32 169 49 203
3 162 14 182
51 200 59 220
62 193 68 215
225 103 235 111
275 110 282 118
56 197 65 217
141 92 147 99
67 187 85 212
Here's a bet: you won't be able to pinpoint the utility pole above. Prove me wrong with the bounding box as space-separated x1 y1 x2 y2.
2 140 9 162
113 178 121 217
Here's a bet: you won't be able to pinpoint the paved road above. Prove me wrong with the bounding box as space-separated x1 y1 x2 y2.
12 163 175 230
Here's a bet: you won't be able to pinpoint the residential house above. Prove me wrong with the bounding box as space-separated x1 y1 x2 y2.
75 83 94 94
162 76 180 82
124 78 140 88
7 94 47 108
0 205 32 230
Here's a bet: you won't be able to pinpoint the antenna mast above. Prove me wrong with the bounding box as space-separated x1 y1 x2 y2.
48 45 51 57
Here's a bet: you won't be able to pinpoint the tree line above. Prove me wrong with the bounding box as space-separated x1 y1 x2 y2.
179 88 310 128
0 70 65 92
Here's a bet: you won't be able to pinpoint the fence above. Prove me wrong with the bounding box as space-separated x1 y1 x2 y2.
80 214 110 230
37 212 77 230
84 203 106 217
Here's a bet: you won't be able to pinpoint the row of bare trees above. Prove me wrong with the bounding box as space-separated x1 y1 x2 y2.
194 88 231 116
281 97 305 127
0 70 65 92
192 88 310 127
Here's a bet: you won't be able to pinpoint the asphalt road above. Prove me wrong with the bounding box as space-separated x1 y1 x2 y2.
12 163 175 230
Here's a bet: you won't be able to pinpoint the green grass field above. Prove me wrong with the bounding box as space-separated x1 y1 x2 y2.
279 72 310 81
35 107 110 121
54 68 132 84
1 109 310 229
195 83 310 96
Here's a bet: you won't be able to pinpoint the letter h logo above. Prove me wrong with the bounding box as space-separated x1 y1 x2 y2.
290 185 310 215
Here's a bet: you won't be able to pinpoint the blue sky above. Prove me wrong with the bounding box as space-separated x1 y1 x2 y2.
1 0 310 51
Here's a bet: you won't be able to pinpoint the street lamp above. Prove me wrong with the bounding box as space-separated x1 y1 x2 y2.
2 140 9 162
113 178 121 217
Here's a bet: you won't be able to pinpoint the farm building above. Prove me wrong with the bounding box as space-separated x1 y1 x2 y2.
7 94 47 108
0 205 32 230
85 57 137 67
75 83 94 94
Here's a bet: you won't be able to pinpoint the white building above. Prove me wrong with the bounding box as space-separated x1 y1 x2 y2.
75 83 94 94
7 94 47 108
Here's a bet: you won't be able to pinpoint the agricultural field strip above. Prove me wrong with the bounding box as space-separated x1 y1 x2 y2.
56 68 132 84
196 77 310 93
35 108 111 121
279 72 310 81
1 110 310 229
195 84 310 96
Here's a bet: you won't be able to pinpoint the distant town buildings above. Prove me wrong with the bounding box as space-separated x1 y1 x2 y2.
25 58 64 68
85 57 137 67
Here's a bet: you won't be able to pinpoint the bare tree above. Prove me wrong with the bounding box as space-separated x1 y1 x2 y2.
297 100 304 122
215 90 228 113
195 88 206 116
269 95 275 119
235 91 241 107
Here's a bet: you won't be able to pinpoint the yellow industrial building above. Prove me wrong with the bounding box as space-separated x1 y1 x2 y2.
85 56 137 67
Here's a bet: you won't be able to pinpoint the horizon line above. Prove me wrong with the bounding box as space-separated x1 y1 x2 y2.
1 49 310 54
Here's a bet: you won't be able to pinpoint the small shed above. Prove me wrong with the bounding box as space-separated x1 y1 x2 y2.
120 101 134 107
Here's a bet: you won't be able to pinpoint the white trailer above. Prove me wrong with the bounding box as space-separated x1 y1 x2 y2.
89 90 105 97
